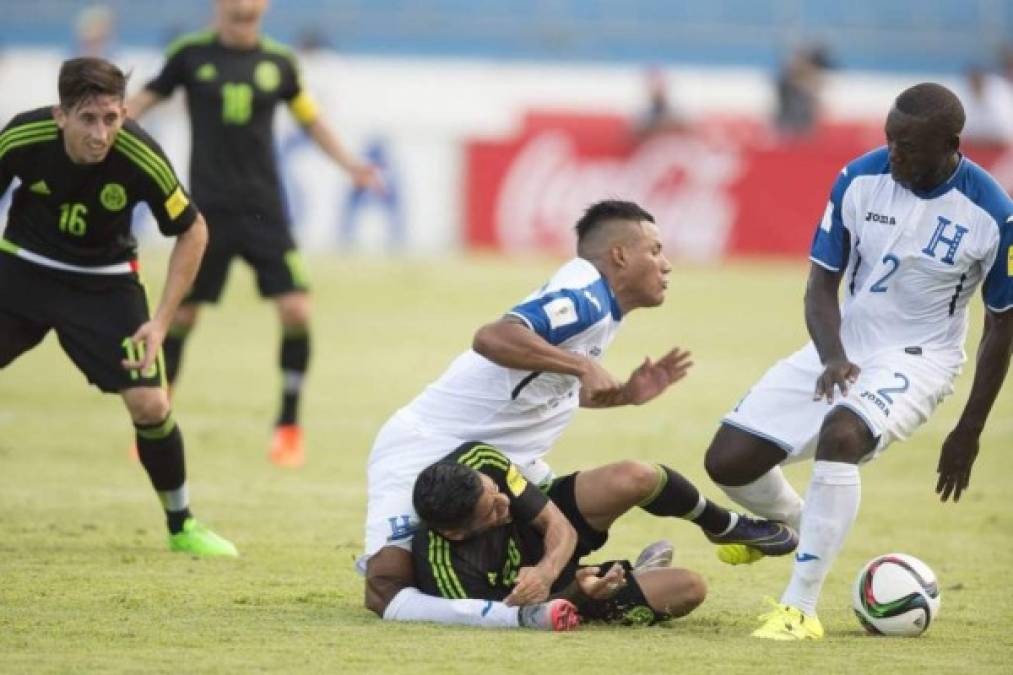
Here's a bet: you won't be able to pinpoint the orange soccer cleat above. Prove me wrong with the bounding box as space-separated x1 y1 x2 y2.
269 424 305 468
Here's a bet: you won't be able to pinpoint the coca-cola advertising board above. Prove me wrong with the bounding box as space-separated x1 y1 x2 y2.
465 112 1012 259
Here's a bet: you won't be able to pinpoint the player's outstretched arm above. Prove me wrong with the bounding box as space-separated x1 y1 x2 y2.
474 316 623 404
301 117 383 192
505 501 577 607
123 215 208 374
805 262 860 403
936 308 1013 503
125 90 164 120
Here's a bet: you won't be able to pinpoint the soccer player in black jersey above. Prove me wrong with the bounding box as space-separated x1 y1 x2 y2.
0 57 236 557
128 0 382 467
392 442 796 630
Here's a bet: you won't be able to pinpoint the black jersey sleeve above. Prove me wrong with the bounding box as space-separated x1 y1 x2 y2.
278 52 320 125
145 45 187 97
115 121 197 235
0 109 54 195
446 442 549 524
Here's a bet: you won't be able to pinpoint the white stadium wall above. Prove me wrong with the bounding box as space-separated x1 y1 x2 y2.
1 48 1006 258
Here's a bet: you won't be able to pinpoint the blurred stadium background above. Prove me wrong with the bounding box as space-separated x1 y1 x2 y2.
0 0 1011 259
2 3 1013 671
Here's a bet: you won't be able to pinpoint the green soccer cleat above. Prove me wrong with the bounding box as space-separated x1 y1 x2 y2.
716 544 766 565
751 600 824 641
168 518 239 558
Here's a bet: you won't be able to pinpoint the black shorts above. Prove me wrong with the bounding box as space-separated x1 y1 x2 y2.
0 254 163 392
547 472 609 558
187 212 309 303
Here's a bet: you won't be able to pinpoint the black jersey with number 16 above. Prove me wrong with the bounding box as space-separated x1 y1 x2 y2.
0 107 196 270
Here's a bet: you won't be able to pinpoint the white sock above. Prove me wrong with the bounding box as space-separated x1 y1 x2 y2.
158 483 189 512
718 466 804 530
382 587 520 628
781 461 861 616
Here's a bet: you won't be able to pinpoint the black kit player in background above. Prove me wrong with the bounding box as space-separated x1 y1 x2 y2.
128 0 383 467
0 57 237 557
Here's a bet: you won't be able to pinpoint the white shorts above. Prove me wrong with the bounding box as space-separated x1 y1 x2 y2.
358 409 556 572
723 343 956 464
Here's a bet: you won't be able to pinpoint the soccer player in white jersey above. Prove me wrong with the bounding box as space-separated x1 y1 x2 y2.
701 83 1013 640
362 200 799 630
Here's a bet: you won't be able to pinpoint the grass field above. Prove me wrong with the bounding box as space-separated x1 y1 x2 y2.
1 254 1011 673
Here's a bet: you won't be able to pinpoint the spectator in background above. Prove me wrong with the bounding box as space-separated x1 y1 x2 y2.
774 45 833 137
959 65 1013 147
75 4 117 59
999 45 1013 85
633 68 686 140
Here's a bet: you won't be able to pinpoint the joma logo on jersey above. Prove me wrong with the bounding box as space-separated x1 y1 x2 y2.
865 211 896 225
860 390 891 417
921 216 968 265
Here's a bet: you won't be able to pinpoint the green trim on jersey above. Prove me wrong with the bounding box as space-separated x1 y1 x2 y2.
165 29 216 59
259 35 296 63
0 120 58 160
113 130 176 195
457 444 510 473
428 534 467 599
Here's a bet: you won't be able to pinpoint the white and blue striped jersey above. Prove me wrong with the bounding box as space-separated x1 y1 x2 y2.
810 147 1013 370
404 257 623 473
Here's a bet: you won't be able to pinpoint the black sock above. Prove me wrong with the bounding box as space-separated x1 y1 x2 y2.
278 327 310 427
639 464 732 535
135 414 191 534
163 324 192 385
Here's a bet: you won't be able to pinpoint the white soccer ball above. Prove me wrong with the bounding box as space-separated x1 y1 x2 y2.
852 553 941 636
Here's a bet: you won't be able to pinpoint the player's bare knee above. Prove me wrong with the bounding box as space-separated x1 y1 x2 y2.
124 388 170 425
620 460 660 500
705 425 785 486
277 293 310 327
658 569 707 618
816 409 874 463
685 571 708 609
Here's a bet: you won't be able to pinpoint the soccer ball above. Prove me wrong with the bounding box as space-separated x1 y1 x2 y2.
852 553 941 636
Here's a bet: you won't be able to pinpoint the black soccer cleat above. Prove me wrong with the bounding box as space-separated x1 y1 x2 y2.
705 515 798 557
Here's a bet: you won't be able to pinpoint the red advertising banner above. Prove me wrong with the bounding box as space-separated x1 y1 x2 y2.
465 112 1011 258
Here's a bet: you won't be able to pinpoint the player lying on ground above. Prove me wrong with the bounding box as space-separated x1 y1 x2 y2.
0 57 236 556
363 200 795 622
380 441 797 629
702 82 1013 640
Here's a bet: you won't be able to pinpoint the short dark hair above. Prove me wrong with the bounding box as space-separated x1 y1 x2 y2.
412 461 484 532
895 82 965 136
58 57 127 110
574 200 654 245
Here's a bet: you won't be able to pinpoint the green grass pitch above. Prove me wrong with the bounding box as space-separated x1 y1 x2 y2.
1 254 1010 673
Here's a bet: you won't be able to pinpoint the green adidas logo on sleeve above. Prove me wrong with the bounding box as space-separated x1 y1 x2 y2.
29 180 51 195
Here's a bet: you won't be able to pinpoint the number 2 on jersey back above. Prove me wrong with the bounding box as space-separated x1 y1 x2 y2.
221 82 253 124
869 254 900 293
58 202 88 236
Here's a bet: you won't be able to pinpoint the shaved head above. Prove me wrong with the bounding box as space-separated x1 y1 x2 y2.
893 82 965 136
575 200 655 261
